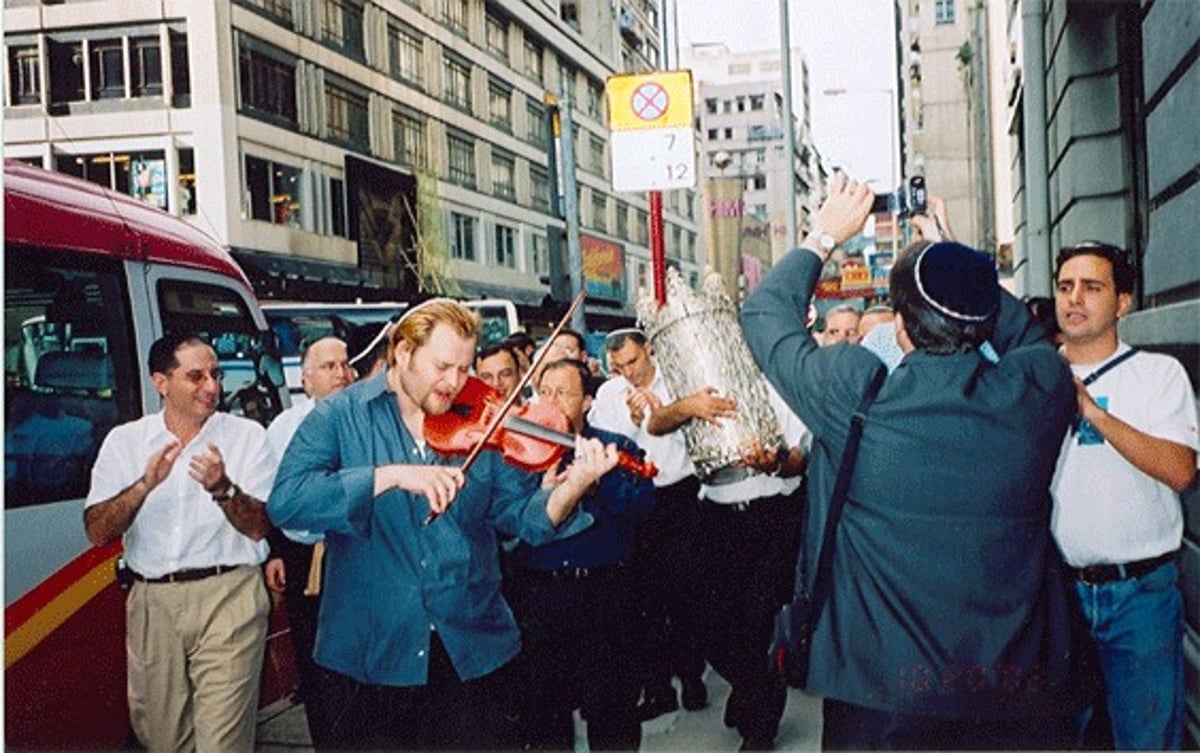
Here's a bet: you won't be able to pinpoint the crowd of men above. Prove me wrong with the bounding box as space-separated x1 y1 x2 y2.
85 178 1195 752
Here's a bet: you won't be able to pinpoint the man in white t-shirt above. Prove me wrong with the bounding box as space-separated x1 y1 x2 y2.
1050 241 1198 750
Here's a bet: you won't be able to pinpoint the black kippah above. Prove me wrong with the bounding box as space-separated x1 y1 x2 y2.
913 242 999 322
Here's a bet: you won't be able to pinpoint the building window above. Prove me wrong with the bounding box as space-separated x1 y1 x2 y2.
749 94 764 110
935 0 955 24
388 22 423 87
443 0 468 36
449 212 476 260
615 201 629 238
170 29 191 107
705 98 717 114
444 53 471 111
586 79 603 119
747 174 766 191
321 0 365 59
325 82 369 150
239 41 297 126
491 151 515 200
557 60 575 99
90 40 125 99
392 108 426 168
485 8 509 60
447 131 476 188
244 155 303 226
178 147 197 215
589 136 606 174
493 224 517 268
239 0 293 25
591 193 607 233
635 209 648 245
57 150 168 208
529 233 549 275
8 46 40 105
47 39 84 105
330 177 347 237
530 164 550 211
129 37 163 97
524 38 544 83
527 101 547 145
488 78 512 130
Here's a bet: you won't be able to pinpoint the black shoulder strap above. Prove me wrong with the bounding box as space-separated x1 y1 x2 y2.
798 364 888 615
1081 348 1138 386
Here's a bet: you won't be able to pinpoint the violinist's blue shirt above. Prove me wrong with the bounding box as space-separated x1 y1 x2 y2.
268 371 593 686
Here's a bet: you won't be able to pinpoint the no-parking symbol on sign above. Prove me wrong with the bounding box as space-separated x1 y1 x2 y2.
607 70 696 192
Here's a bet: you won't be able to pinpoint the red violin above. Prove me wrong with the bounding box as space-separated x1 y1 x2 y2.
425 376 658 480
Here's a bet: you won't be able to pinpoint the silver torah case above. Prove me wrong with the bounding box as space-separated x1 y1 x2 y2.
636 267 785 485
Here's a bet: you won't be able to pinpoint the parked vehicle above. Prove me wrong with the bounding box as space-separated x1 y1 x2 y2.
262 298 520 400
3 161 293 749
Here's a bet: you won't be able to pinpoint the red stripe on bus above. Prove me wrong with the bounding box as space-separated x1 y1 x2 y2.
5 540 123 635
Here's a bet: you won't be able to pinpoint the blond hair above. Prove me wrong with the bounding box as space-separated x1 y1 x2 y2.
388 299 481 356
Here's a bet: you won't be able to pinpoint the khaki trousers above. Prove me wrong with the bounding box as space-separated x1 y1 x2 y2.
126 565 269 753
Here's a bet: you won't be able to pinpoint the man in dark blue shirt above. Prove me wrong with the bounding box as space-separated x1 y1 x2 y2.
268 300 620 751
505 358 655 751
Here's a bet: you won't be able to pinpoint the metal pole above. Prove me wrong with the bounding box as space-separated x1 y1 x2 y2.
558 89 587 333
779 0 799 248
649 191 666 306
889 89 899 258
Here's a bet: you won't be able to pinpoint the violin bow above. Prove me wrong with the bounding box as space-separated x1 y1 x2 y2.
425 290 587 525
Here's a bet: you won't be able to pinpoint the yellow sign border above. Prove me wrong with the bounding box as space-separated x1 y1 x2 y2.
607 70 693 131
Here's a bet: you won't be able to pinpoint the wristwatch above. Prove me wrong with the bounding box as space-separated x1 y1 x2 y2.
212 482 239 504
806 228 837 257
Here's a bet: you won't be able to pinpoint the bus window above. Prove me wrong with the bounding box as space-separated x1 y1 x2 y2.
157 279 286 426
4 248 138 510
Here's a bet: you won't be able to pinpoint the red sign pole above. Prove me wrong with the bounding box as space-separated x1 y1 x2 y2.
649 190 666 306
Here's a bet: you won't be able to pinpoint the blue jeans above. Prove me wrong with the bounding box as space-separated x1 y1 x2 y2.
1075 560 1184 750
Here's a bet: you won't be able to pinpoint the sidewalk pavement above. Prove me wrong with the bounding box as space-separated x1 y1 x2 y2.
256 666 823 752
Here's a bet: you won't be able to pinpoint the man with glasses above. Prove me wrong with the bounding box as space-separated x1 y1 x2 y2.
590 329 731 719
263 336 354 742
506 358 655 751
1050 242 1197 749
85 333 275 753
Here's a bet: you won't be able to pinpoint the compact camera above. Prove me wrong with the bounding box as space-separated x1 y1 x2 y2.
871 175 927 218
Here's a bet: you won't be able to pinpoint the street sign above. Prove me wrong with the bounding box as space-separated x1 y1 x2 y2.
607 70 696 192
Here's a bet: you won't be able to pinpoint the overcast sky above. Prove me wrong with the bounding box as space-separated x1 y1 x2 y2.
675 0 899 188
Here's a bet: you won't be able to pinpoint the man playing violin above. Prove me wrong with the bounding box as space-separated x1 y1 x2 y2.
504 358 655 751
268 299 619 751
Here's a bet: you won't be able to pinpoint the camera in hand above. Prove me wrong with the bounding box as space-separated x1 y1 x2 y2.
871 176 927 218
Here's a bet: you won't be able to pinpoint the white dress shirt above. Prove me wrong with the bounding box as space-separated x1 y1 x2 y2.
589 361 696 487
86 411 275 578
266 400 324 545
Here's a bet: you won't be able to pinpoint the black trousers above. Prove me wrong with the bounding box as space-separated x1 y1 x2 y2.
697 490 803 743
273 536 323 704
822 698 1077 751
305 633 514 751
506 564 641 751
628 476 706 691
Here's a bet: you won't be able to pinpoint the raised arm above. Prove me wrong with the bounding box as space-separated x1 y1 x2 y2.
85 439 182 547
